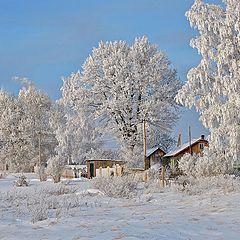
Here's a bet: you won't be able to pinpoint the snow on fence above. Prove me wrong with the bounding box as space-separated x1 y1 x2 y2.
125 168 148 181
96 164 123 177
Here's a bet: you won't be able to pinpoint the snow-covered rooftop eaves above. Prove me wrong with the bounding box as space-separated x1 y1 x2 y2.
86 159 125 162
164 138 206 157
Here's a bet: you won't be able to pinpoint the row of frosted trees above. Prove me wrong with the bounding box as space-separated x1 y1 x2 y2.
1 0 239 182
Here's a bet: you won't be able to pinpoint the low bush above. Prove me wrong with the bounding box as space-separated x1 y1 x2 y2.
148 166 172 181
28 199 49 223
178 151 235 178
40 184 78 196
94 176 139 198
47 156 65 183
0 172 6 179
147 169 160 180
4 183 102 223
178 153 198 177
174 174 240 195
13 175 29 187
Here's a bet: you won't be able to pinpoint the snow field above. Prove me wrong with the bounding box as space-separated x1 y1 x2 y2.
0 174 240 239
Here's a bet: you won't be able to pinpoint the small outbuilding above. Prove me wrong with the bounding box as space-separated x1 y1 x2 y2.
62 164 87 178
146 146 166 168
86 159 125 178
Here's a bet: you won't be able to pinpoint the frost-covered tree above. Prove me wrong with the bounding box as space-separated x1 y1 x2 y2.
148 127 176 153
0 79 56 174
53 73 103 165
68 36 181 164
0 90 28 171
18 79 56 173
176 0 240 173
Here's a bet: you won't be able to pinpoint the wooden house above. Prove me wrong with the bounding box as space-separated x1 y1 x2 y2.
86 159 125 178
164 135 209 167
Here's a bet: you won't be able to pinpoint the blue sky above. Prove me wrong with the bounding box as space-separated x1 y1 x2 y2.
0 0 222 143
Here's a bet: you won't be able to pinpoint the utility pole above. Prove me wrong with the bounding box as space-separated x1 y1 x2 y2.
143 119 149 170
38 131 46 182
161 166 165 190
39 132 41 167
188 126 192 155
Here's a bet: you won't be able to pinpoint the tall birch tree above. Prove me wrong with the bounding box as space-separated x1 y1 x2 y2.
176 0 240 174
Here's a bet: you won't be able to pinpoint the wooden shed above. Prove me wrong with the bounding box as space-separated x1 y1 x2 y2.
86 159 125 178
146 146 166 168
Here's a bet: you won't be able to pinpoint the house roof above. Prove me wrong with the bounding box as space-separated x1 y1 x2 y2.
65 164 87 169
86 159 125 162
164 137 208 157
146 146 165 158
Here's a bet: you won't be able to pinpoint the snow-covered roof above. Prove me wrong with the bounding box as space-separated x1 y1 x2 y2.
86 159 125 162
164 138 207 157
146 146 165 158
65 164 87 169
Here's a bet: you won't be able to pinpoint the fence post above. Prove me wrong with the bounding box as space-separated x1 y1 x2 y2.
161 166 165 191
144 170 148 182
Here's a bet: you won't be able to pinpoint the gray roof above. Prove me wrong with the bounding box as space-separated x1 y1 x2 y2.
146 146 165 158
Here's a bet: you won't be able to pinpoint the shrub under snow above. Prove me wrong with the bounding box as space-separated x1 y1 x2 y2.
47 156 65 183
13 175 29 187
0 172 6 179
174 174 240 196
4 183 102 223
28 199 49 223
178 150 235 178
177 152 240 196
194 149 234 177
178 153 198 177
94 176 139 198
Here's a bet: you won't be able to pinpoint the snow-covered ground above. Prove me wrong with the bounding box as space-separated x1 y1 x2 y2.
0 174 240 240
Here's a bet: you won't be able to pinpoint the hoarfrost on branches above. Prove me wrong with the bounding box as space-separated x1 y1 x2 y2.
65 36 181 165
178 153 198 177
47 155 65 183
94 176 139 198
0 79 56 173
176 0 240 173
54 73 103 165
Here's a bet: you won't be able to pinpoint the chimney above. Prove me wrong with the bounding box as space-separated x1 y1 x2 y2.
201 135 205 140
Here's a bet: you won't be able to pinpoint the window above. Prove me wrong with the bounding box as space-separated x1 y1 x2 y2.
199 143 204 151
